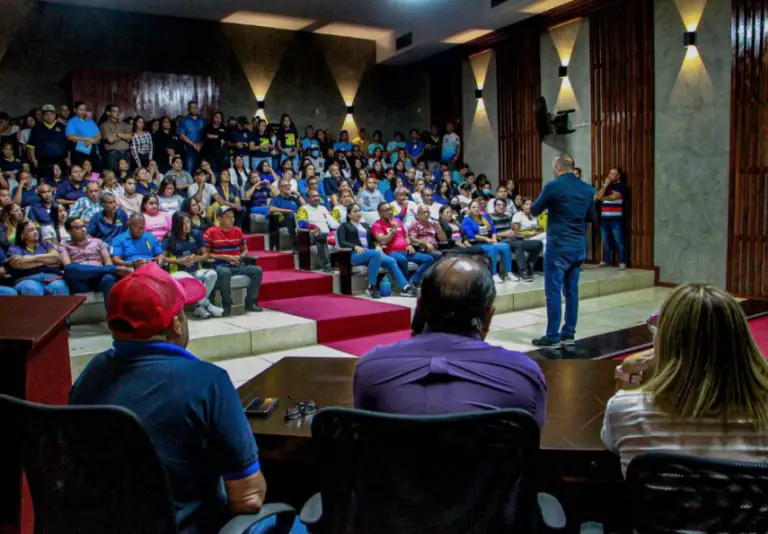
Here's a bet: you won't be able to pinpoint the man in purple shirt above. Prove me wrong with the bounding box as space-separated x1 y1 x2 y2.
354 255 547 427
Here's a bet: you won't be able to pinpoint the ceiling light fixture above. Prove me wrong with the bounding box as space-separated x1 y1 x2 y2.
442 29 494 44
221 11 314 31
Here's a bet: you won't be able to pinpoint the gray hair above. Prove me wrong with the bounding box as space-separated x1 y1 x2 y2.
395 187 409 197
554 153 575 172
99 192 115 206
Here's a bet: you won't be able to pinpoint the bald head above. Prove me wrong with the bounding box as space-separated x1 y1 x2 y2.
417 256 496 338
553 153 575 177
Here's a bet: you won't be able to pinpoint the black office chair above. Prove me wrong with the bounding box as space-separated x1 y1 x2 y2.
626 451 768 533
299 407 565 533
0 394 296 534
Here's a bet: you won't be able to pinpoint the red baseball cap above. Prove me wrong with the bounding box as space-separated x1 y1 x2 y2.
106 263 207 338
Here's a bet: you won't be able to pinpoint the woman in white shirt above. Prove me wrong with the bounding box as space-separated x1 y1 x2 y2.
601 283 768 476
512 198 546 247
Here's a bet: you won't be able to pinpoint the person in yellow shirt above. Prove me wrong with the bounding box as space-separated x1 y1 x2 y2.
352 127 370 156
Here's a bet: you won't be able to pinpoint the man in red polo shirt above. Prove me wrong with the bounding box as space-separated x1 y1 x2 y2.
371 201 433 291
203 206 263 316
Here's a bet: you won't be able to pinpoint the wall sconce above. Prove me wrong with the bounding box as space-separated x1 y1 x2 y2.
683 31 697 48
257 100 265 110
474 89 483 99
346 105 354 115
558 65 568 78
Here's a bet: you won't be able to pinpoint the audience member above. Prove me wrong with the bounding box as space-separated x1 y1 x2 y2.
42 204 71 244
134 166 157 196
69 181 103 223
408 204 445 260
116 176 143 216
140 194 172 240
372 202 433 290
249 118 272 172
204 206 263 315
87 192 127 245
189 168 218 212
0 202 24 248
163 212 224 319
243 170 270 221
66 101 102 168
55 164 86 206
178 101 206 173
1 142 22 182
165 156 194 197
491 198 542 282
111 213 165 269
0 247 18 295
512 198 547 248
60 216 125 301
201 111 228 173
229 154 249 190
268 178 302 252
602 284 768 476
182 197 211 233
228 117 251 173
331 189 355 224
461 200 514 284
10 169 38 207
100 104 132 171
115 157 132 183
354 255 546 424
0 187 11 209
157 178 184 214
277 114 299 170
389 187 418 228
28 183 56 226
297 190 336 272
153 117 183 173
7 219 70 295
214 169 243 226
69 263 298 534
594 167 627 270
101 170 124 195
357 175 387 213
27 104 68 177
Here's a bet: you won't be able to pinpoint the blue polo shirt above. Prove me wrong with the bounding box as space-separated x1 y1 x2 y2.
269 194 300 213
111 231 163 262
69 341 261 534
531 172 597 253
65 117 100 156
87 210 128 245
56 179 87 202
11 185 40 207
1 158 22 175
214 184 241 204
135 181 158 196
228 128 250 157
333 141 353 153
407 139 425 159
7 242 61 280
177 115 207 145
27 122 68 158
28 203 55 225
163 231 205 274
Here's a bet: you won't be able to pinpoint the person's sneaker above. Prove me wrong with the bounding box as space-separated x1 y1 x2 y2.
245 303 264 312
322 265 333 273
532 336 562 348
205 302 225 317
365 285 381 299
222 307 232 317
493 274 504 284
619 263 627 271
194 305 212 319
598 262 608 268
504 273 519 282
561 335 575 346
400 285 418 297
520 271 534 283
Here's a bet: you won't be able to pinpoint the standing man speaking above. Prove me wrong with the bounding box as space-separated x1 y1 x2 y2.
531 154 596 348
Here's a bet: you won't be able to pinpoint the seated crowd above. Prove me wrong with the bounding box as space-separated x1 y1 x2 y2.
0 100 548 303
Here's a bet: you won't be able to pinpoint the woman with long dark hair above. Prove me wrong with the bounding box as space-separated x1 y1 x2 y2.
163 211 224 319
277 113 299 170
181 197 211 233
141 193 171 240
7 219 69 296
130 116 153 169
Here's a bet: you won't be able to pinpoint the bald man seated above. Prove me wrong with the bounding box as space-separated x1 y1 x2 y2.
353 255 547 426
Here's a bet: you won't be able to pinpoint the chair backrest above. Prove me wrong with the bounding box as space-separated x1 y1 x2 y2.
627 451 768 534
0 394 177 534
310 407 541 534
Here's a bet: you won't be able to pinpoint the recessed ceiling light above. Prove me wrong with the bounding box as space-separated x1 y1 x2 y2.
314 23 393 41
221 11 315 31
442 29 494 44
520 0 578 15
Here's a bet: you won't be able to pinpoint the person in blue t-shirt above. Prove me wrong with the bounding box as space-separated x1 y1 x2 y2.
7 219 70 296
177 101 207 174
1 142 22 182
386 131 407 166
11 169 40 208
87 192 128 245
368 130 384 156
69 263 301 533
407 129 425 168
301 125 316 151
333 130 353 155
268 178 303 251
276 114 299 171
65 101 102 169
110 214 165 269
441 122 462 169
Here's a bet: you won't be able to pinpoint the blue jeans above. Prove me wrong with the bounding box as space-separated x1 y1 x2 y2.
15 273 71 296
544 250 584 340
0 285 18 296
249 206 270 216
184 147 200 173
280 153 299 171
478 242 512 275
388 251 435 285
600 218 626 264
64 264 119 309
251 155 271 172
351 249 409 288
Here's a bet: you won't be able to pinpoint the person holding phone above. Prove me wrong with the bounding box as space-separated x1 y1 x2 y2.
110 213 165 270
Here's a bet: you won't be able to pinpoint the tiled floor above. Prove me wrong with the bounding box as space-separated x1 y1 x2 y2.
214 287 673 388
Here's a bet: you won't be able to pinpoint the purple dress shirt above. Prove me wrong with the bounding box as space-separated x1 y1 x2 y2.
353 332 548 427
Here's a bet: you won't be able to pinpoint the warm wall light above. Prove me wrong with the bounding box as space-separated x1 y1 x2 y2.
474 89 483 99
346 105 355 115
257 100 265 110
559 66 568 78
683 31 697 47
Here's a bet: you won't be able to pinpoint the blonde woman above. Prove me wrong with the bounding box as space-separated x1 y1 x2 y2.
601 283 768 476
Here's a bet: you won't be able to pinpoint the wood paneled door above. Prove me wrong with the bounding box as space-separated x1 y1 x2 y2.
727 0 768 297
496 26 542 199
70 70 219 120
589 0 655 268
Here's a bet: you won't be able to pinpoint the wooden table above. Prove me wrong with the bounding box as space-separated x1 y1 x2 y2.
239 357 624 481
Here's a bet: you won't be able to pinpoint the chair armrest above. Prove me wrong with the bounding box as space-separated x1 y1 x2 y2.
268 213 281 251
333 248 353 295
297 229 311 271
537 492 566 531
299 492 322 526
218 503 297 534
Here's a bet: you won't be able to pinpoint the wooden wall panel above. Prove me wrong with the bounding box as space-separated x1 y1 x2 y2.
496 27 542 199
429 59 463 153
589 0 655 268
70 70 219 120
728 0 768 297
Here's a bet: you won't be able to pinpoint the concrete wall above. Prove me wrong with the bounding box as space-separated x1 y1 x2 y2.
0 2 428 135
461 50 499 186
653 0 731 286
540 18 592 186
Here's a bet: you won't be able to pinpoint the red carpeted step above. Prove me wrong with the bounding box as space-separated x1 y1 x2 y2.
325 329 413 357
259 270 333 302
261 294 412 344
244 234 266 252
249 250 294 271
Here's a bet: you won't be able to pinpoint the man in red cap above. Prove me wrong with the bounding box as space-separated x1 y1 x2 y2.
70 263 288 533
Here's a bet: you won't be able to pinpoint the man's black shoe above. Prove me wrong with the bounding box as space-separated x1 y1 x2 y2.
245 303 263 313
222 307 232 317
521 271 534 282
532 336 561 348
561 335 575 346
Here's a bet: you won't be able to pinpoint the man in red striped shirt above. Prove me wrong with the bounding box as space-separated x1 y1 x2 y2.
204 206 263 315
594 168 627 270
